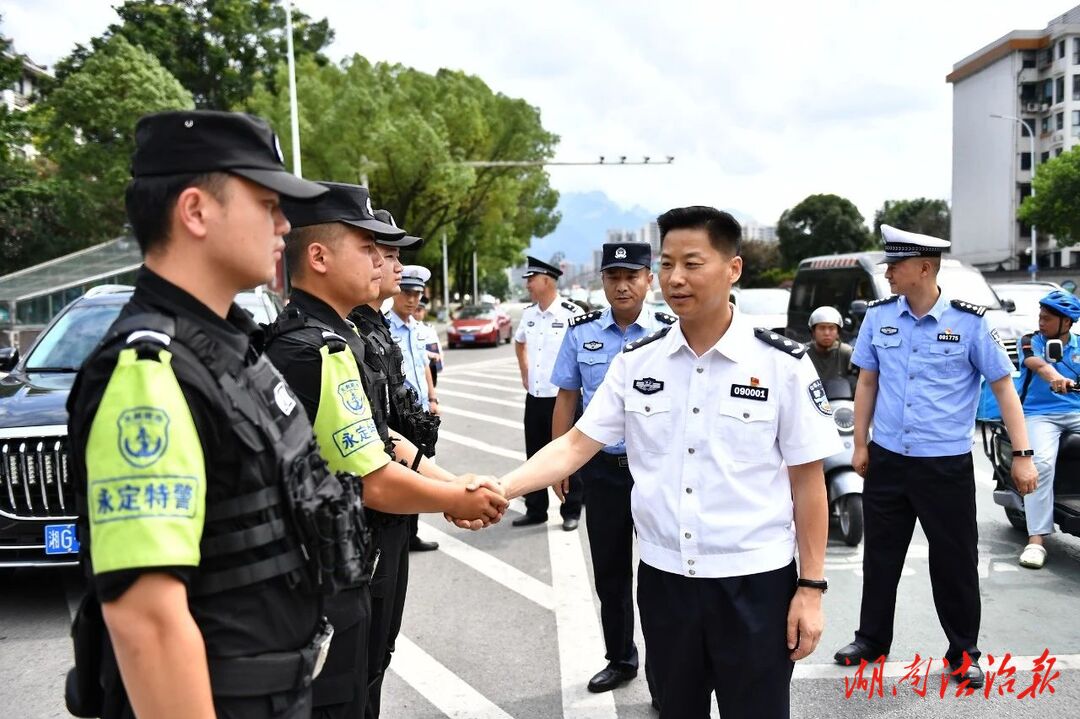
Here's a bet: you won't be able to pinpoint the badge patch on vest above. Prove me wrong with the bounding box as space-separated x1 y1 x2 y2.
730 384 769 401
332 420 380 457
633 377 664 395
583 340 603 351
880 326 899 335
273 382 296 416
937 330 961 343
117 407 170 468
337 380 366 414
807 379 832 416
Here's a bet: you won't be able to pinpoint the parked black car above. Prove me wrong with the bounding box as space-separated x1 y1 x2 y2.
0 285 282 569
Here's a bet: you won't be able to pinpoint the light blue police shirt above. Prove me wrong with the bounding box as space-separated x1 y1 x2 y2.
387 310 431 411
550 306 674 454
852 290 1014 457
1020 332 1080 417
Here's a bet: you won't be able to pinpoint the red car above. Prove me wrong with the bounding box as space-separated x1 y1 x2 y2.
448 305 512 348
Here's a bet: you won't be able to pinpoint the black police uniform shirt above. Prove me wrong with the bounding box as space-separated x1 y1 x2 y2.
68 267 319 654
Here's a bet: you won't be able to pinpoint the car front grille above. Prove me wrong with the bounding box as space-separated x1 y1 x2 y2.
1003 339 1018 367
0 429 75 520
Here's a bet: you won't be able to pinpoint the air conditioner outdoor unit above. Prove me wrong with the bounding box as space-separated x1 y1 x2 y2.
1053 132 1064 143
1041 103 1051 112
1022 102 1041 112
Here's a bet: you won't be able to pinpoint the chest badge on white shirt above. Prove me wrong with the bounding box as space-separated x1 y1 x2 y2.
633 377 664 395
583 341 603 351
730 379 769 401
551 321 565 329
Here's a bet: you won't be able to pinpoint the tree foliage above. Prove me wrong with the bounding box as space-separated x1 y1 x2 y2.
873 198 950 240
54 0 333 110
738 240 789 288
35 35 194 245
1018 146 1080 246
0 16 32 162
776 194 872 267
246 55 560 299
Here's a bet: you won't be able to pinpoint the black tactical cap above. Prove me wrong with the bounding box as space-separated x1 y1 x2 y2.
601 241 651 271
372 209 424 250
131 110 326 199
281 182 405 241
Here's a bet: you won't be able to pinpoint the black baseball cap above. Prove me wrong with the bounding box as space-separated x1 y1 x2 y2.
131 110 326 199
601 242 651 271
281 182 405 240
372 209 424 250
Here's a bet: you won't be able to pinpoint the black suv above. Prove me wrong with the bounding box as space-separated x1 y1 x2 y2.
0 285 282 569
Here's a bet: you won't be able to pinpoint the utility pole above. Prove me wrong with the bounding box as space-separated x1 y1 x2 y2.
991 114 1037 280
284 2 301 177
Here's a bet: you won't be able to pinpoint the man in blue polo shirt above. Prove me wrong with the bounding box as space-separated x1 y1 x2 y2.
550 241 675 696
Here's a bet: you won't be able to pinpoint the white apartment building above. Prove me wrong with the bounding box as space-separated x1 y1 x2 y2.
949 6 1080 270
743 221 778 243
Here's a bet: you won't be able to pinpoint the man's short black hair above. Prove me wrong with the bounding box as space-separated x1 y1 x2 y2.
124 172 229 255
656 206 742 256
284 223 345 280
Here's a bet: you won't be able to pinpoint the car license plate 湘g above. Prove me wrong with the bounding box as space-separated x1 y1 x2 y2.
44 524 80 555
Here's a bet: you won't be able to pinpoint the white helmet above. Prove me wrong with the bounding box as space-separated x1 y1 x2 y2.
808 306 843 329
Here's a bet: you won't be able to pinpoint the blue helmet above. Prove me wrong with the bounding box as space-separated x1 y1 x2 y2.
1039 290 1080 322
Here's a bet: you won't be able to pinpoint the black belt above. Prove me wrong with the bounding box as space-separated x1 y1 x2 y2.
365 508 408 527
208 644 317 698
596 452 629 468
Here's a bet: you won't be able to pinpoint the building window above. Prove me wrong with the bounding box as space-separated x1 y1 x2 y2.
1074 110 1080 137
1042 116 1051 133
1044 78 1055 103
1056 75 1065 104
1074 75 1080 100
1058 112 1065 130
1042 151 1051 164
1056 147 1064 156
1059 39 1066 59
1020 152 1032 170
1020 183 1032 202
1042 47 1055 66
1075 38 1080 63
1024 49 1037 68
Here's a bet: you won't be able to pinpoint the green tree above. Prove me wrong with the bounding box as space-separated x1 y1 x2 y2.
738 239 785 288
54 0 333 110
1018 146 1080 245
873 198 950 240
479 269 511 301
36 35 194 244
0 17 32 162
777 194 872 267
0 163 76 272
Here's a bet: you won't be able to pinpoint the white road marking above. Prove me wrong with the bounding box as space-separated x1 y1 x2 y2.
439 377 528 395
440 430 527 461
438 388 525 409
793 653 1080 680
439 405 525 430
547 516 618 718
417 521 554 609
391 634 515 719
447 371 525 385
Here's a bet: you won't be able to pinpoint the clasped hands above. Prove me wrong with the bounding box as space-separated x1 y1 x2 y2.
444 474 508 530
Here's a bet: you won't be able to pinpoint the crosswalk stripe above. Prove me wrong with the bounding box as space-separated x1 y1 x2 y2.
418 520 554 609
445 371 525 386
439 405 525 430
440 430 527 461
391 635 515 719
437 388 526 409
439 377 527 395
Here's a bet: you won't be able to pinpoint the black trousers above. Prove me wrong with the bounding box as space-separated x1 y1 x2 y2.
638 560 797 719
312 587 371 719
582 453 638 670
523 394 583 519
365 519 410 718
855 443 980 665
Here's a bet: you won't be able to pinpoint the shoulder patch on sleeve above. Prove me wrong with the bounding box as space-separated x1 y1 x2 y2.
624 326 672 353
950 299 987 317
654 311 678 325
867 295 899 308
569 310 602 327
753 328 808 358
561 300 583 314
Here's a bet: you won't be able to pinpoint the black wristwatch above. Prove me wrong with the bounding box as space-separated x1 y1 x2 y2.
797 578 828 593
1012 449 1035 457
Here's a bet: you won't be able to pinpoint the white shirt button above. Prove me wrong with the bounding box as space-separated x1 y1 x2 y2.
688 447 695 454
688 569 696 576
684 532 691 539
685 487 693 494
696 367 703 374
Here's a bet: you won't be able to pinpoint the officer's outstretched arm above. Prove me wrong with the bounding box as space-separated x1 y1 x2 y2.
499 427 603 499
101 573 215 719
363 460 508 524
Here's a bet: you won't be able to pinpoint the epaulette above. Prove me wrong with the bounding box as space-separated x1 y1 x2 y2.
569 310 602 327
950 299 987 317
867 295 899 308
561 300 582 314
654 311 677 325
753 328 807 359
624 326 671 352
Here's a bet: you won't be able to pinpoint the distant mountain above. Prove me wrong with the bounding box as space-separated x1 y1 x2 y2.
528 191 751 265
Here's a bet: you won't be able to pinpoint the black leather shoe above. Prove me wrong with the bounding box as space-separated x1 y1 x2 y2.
948 662 985 689
409 537 439 552
834 639 888 666
562 517 580 531
512 514 546 527
587 665 637 693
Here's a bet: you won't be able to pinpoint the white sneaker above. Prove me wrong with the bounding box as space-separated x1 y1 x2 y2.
1019 544 1047 569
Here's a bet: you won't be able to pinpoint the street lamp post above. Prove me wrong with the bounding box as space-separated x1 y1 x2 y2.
991 113 1037 280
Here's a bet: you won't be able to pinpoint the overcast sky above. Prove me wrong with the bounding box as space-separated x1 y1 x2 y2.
1 0 1073 226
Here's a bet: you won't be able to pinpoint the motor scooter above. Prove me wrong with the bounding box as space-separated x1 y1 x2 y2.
821 377 864 546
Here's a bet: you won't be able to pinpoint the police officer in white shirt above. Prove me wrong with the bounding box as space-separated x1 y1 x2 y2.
496 207 841 718
513 255 585 529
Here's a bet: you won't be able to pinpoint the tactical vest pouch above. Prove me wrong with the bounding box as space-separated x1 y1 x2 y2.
392 385 441 459
65 592 105 717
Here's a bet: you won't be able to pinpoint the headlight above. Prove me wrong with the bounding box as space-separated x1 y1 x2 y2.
833 406 855 434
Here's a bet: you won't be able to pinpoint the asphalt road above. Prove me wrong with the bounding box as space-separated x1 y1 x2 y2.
3 339 1080 718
